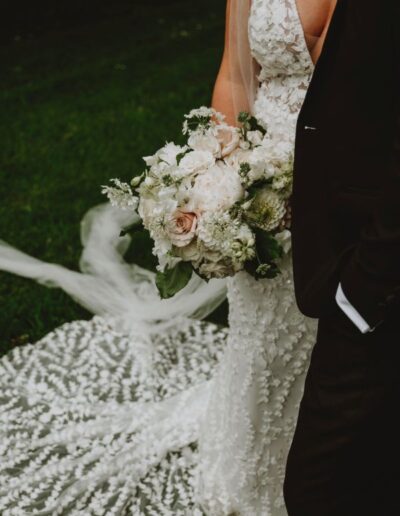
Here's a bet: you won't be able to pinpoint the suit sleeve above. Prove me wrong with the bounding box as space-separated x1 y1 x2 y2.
338 3 400 328
339 40 400 328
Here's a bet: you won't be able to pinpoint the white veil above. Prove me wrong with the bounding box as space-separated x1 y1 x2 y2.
0 204 227 335
227 0 259 117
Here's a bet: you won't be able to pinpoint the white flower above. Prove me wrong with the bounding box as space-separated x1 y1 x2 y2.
245 188 287 232
197 212 255 266
102 179 138 211
246 130 264 147
144 142 187 167
157 252 182 272
175 240 202 263
158 142 187 166
272 167 293 195
188 131 221 157
182 107 225 135
186 106 222 120
245 137 294 184
197 259 235 279
248 145 274 180
275 229 292 254
240 140 251 150
189 162 244 213
224 148 252 169
179 150 215 175
138 196 177 229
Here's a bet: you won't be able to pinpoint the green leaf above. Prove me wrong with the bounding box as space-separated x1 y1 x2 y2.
176 150 188 165
244 258 281 280
248 115 267 134
246 178 272 200
119 221 144 237
255 230 283 264
238 111 251 124
155 261 193 299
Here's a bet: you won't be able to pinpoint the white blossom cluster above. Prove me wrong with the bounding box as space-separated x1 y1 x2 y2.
101 179 139 211
102 107 294 289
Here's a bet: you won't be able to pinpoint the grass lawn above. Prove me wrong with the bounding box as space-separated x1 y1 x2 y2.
0 0 228 355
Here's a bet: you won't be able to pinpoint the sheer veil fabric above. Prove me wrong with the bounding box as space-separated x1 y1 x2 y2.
227 0 259 117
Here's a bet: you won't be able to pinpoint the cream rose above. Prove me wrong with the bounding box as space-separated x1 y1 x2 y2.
198 258 234 279
179 150 215 175
167 210 198 247
214 125 240 157
188 131 221 157
175 239 201 263
224 147 252 169
189 162 244 213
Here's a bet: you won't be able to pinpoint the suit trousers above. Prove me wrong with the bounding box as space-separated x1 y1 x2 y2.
283 303 400 516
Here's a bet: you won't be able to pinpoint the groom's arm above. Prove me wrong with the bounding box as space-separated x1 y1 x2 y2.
337 4 400 331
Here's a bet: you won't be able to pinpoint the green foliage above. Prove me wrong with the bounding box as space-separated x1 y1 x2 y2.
244 229 283 280
0 0 227 354
238 111 266 138
155 262 193 299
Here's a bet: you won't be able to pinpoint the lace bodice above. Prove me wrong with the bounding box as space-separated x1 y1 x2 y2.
249 0 314 140
249 0 314 80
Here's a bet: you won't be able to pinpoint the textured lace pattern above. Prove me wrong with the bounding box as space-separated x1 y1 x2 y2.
249 0 313 140
0 318 226 515
0 1 317 514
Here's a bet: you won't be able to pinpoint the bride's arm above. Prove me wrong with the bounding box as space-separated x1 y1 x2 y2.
211 0 238 126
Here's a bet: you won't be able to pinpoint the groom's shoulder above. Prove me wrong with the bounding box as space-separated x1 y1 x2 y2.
350 0 396 13
349 0 398 24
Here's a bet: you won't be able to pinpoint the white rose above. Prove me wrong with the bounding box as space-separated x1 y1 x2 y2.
248 145 273 180
138 196 177 228
145 142 187 167
188 131 221 157
138 196 156 226
179 150 215 175
189 162 244 213
214 125 240 157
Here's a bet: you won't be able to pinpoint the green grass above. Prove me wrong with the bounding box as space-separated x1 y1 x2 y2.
0 1 228 355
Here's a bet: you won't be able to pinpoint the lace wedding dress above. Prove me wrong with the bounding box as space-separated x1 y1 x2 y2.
0 0 317 514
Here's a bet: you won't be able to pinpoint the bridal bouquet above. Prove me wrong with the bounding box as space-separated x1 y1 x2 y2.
103 107 293 298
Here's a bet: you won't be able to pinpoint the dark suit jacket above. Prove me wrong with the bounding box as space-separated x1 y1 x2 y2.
292 0 400 328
